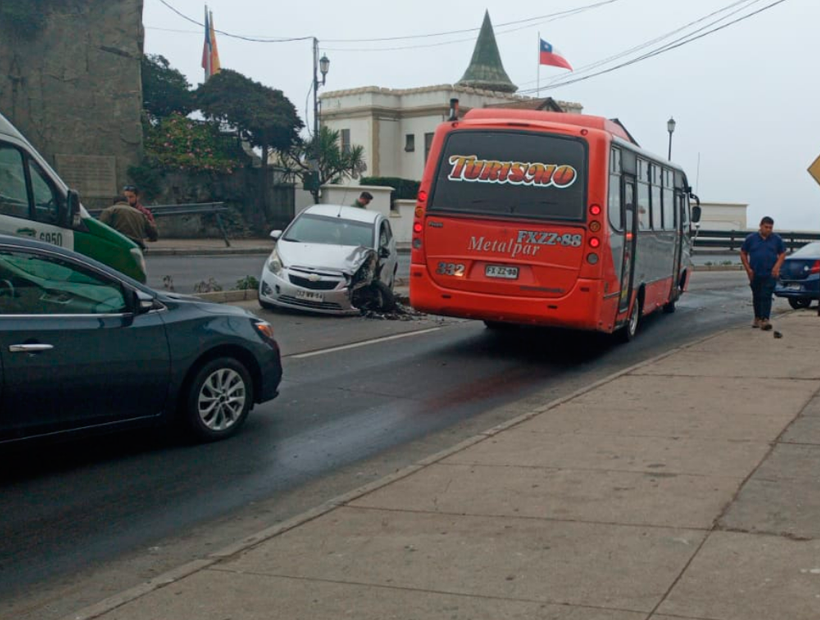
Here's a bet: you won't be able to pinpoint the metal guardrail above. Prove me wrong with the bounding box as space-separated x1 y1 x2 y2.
693 229 820 253
89 202 232 247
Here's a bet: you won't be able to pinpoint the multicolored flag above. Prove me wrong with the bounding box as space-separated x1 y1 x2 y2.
201 6 221 80
539 39 572 71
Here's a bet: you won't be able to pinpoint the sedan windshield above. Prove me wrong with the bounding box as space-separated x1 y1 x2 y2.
284 214 374 247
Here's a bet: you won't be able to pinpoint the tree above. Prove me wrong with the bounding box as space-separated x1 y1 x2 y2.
280 126 366 204
195 69 302 173
141 54 194 121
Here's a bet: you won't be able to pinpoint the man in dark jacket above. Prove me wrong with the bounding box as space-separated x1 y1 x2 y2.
99 196 158 249
740 216 786 331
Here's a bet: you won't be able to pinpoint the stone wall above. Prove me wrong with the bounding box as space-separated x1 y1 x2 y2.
0 0 144 207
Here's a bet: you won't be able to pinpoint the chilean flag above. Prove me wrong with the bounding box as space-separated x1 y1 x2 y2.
539 39 572 71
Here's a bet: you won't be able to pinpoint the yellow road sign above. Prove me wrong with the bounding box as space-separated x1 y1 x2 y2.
809 154 820 187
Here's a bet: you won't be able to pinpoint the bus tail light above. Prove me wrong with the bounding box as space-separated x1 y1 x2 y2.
415 207 424 218
413 238 422 249
589 221 601 232
589 204 602 216
417 190 428 206
413 222 423 233
587 253 599 264
589 237 601 248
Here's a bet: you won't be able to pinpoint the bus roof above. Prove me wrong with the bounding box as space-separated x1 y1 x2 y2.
462 109 637 144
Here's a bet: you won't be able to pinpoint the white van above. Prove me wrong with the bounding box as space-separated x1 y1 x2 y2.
0 112 146 281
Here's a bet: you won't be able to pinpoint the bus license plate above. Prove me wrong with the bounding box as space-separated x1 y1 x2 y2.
485 265 519 279
296 289 325 302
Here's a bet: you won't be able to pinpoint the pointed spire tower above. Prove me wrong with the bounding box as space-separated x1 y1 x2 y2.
456 11 517 93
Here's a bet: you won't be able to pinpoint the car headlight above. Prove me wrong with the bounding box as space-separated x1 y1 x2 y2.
267 248 283 275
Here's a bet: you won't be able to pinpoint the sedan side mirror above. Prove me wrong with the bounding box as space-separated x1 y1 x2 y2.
134 289 156 314
378 246 391 259
270 230 282 241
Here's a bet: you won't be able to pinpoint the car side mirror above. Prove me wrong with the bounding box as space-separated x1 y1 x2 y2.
66 189 81 227
270 229 282 241
134 289 156 314
378 246 391 259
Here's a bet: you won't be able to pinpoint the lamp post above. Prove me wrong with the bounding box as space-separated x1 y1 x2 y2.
667 116 676 161
311 38 330 193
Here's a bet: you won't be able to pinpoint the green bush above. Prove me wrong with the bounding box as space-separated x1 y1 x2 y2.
144 113 244 174
235 275 259 290
361 177 420 201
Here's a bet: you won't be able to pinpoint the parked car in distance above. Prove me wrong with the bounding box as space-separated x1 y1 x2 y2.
0 235 282 444
259 204 399 315
775 241 820 309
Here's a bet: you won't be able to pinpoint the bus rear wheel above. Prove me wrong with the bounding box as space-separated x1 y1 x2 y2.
618 298 642 343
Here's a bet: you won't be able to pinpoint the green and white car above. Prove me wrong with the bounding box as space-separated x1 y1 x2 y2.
0 112 146 282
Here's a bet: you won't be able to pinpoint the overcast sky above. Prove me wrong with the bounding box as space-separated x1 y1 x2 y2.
143 0 819 230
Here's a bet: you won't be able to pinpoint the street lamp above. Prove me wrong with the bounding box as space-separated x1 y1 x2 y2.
309 39 330 195
667 116 676 161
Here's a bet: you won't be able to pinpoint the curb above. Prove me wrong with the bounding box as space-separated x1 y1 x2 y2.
193 289 258 303
61 326 730 620
147 247 272 257
693 264 743 272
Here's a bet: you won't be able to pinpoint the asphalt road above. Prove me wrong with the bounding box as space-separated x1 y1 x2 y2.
0 270 783 620
145 253 414 293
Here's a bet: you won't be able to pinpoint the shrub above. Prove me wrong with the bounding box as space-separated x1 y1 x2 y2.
360 177 420 201
143 113 243 174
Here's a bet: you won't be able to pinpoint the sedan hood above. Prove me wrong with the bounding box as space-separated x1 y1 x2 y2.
277 241 374 275
156 291 258 317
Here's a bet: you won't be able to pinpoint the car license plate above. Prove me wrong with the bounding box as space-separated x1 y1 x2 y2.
296 289 324 302
485 265 519 279
787 284 803 291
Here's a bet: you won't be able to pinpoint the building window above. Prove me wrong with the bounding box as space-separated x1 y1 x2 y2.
424 132 434 163
340 129 351 154
405 134 415 152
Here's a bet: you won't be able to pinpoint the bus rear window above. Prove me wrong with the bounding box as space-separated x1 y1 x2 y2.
429 130 586 221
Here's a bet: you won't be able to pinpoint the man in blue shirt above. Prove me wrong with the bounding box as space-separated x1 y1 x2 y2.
740 216 786 330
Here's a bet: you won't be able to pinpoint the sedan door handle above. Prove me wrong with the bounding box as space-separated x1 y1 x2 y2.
9 344 54 353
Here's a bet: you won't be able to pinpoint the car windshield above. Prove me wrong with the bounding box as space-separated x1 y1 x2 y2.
791 241 820 258
283 213 374 247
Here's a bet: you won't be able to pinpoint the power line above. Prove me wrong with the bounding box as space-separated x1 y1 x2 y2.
154 0 620 47
516 0 760 88
519 0 789 94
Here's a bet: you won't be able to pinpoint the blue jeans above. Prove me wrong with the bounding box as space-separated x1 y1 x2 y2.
750 274 776 320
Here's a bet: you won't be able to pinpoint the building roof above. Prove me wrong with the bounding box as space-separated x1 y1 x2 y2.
456 11 517 94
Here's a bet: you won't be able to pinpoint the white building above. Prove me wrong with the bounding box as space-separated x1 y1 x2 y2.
698 201 749 230
319 11 582 183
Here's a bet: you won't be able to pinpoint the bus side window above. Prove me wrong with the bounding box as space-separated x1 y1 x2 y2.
29 160 62 226
0 144 31 220
609 148 622 230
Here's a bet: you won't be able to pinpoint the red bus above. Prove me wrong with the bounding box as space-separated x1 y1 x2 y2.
409 108 701 340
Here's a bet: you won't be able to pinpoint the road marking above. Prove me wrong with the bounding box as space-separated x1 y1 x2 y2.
288 327 442 359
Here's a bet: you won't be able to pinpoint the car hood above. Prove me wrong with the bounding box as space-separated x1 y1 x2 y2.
156 291 258 317
277 241 375 275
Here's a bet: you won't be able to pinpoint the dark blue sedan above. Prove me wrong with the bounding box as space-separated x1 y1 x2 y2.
775 241 820 309
0 235 282 444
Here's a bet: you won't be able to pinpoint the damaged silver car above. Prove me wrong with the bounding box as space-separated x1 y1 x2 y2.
258 204 398 315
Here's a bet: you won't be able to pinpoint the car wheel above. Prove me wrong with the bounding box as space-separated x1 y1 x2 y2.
183 357 252 442
788 297 811 310
662 299 676 313
372 280 396 312
618 296 642 343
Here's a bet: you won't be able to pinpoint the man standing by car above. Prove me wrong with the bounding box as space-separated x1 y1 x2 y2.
741 216 786 331
100 196 158 250
123 185 156 226
351 191 373 209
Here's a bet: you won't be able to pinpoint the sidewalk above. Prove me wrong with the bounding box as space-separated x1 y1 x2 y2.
65 311 820 620
146 237 275 256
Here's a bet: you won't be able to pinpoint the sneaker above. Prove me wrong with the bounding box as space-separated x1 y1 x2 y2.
761 320 773 331
752 318 761 328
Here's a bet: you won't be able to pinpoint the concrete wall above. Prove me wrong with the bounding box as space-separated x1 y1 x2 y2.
0 0 144 206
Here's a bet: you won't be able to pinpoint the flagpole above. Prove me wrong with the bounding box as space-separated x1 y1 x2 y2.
203 4 209 82
537 31 541 97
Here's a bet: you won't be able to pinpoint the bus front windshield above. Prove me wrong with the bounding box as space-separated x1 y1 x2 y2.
429 130 587 222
